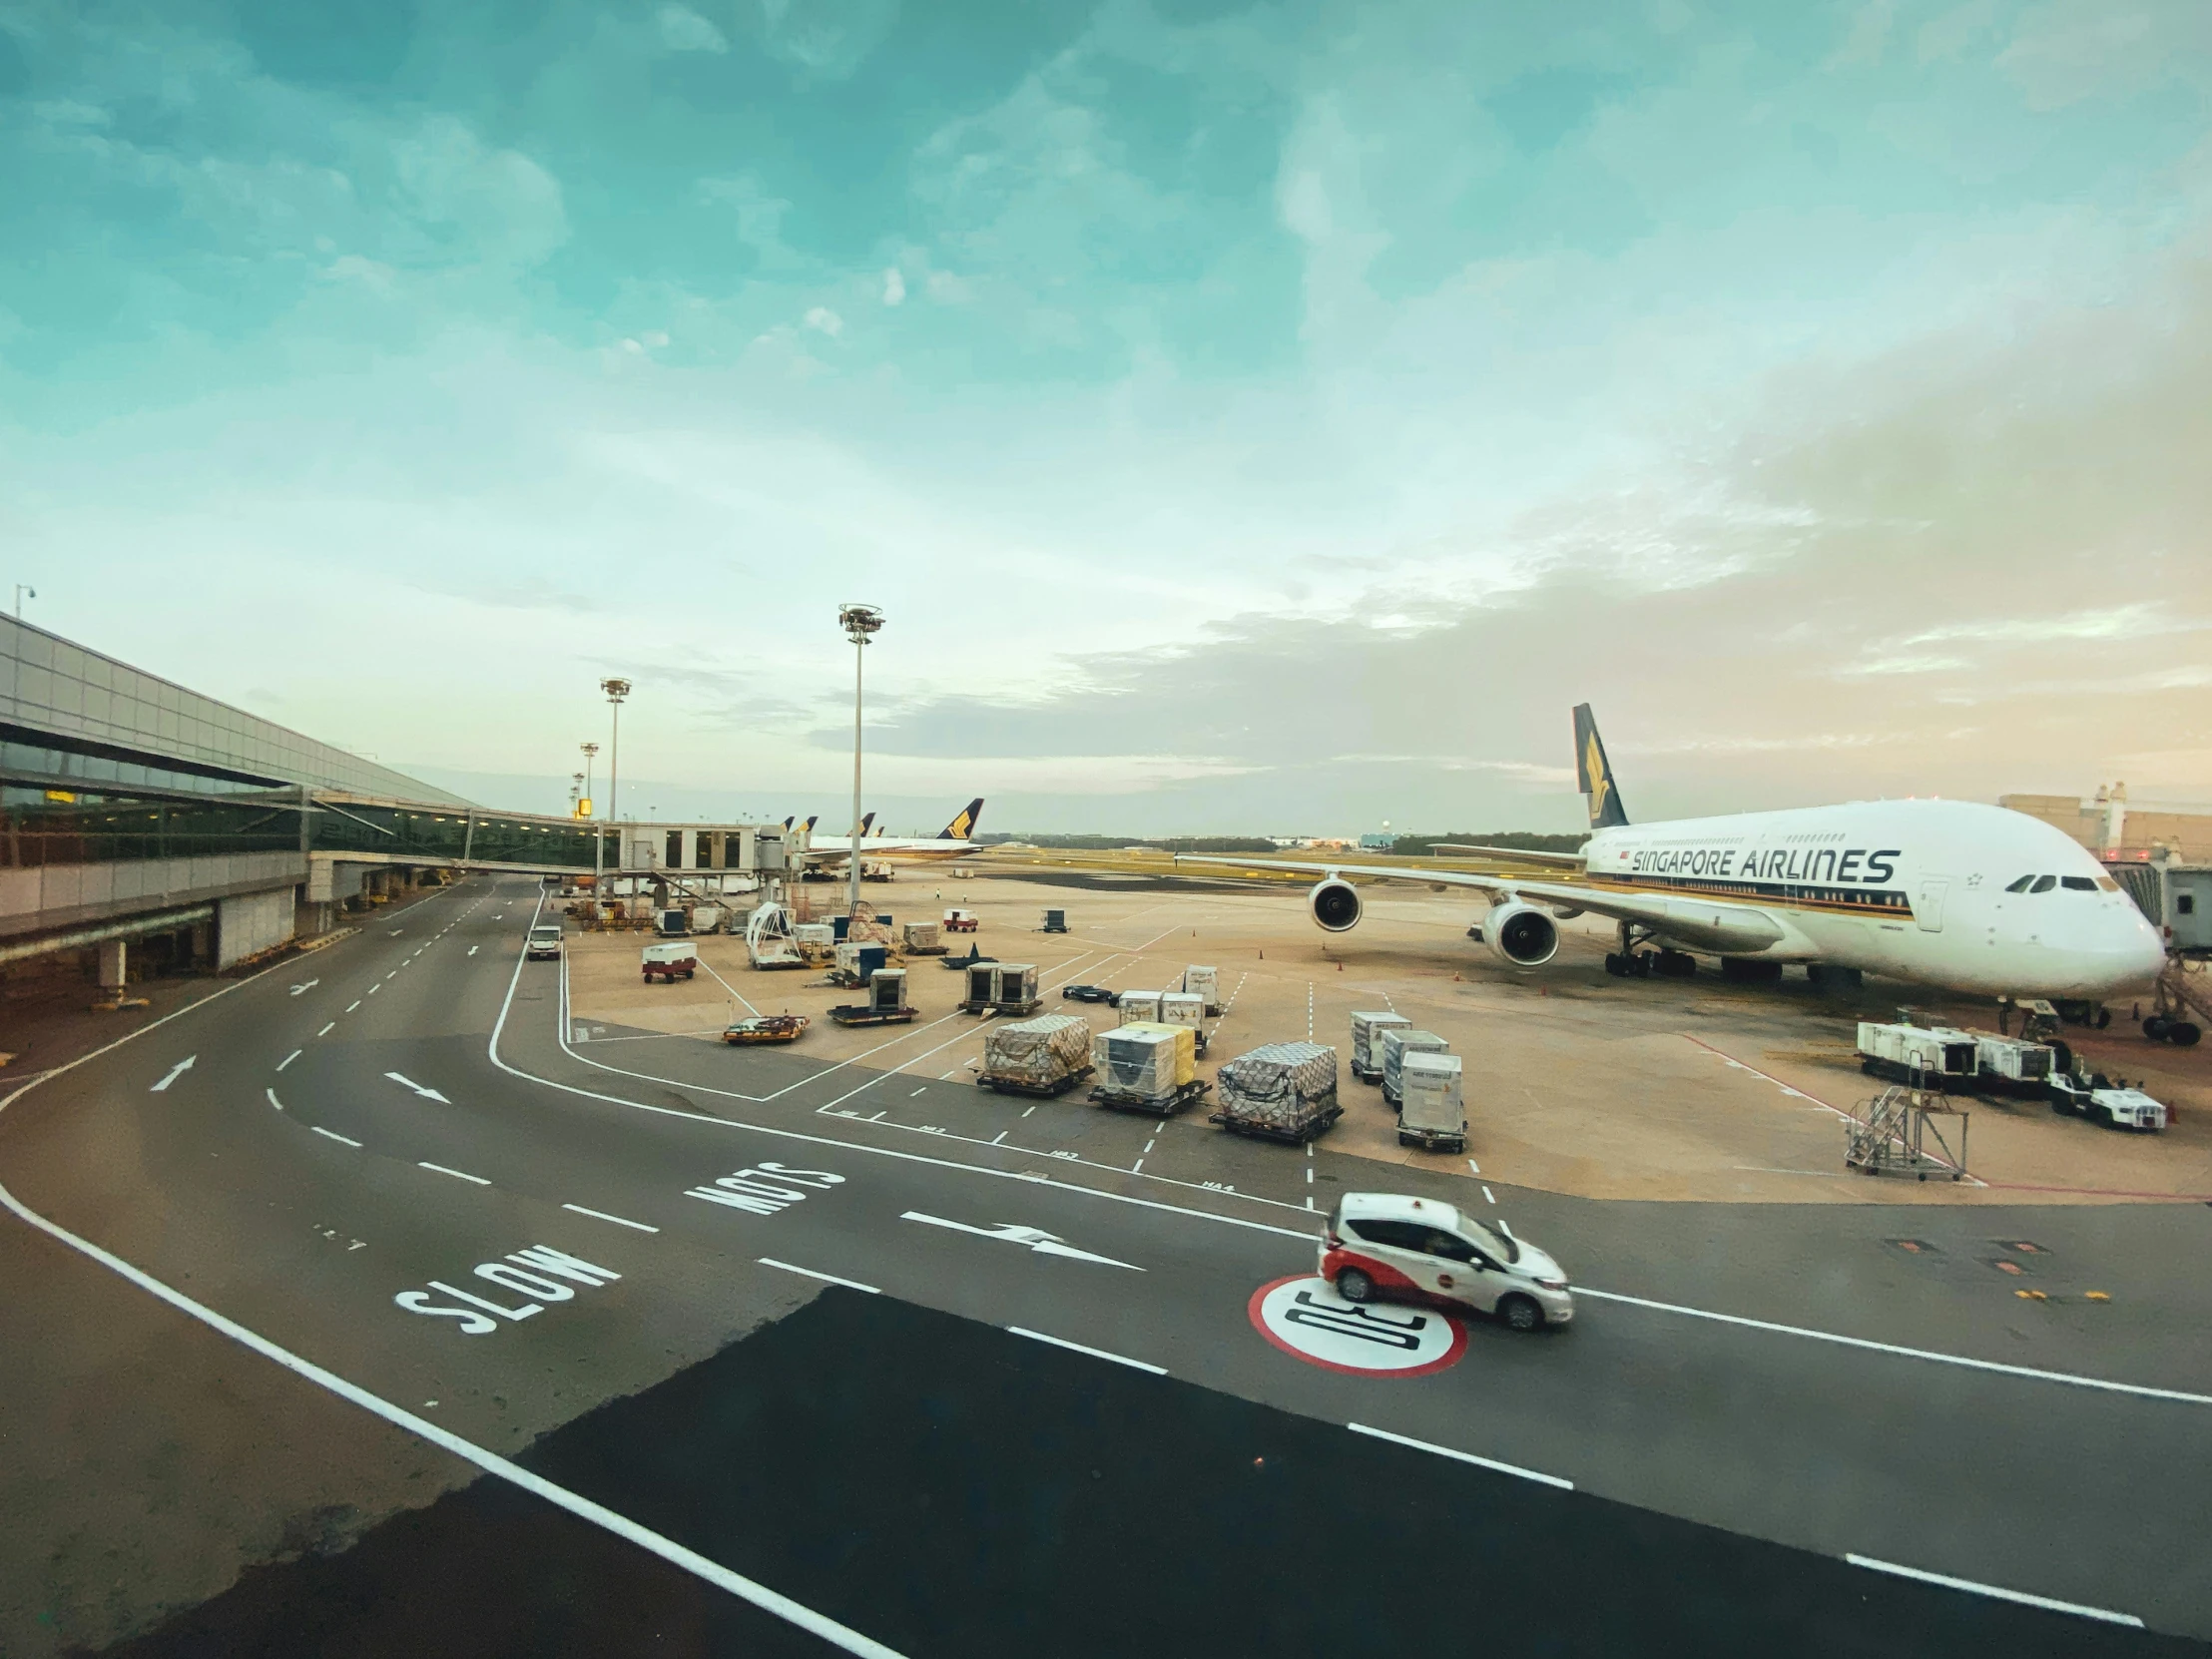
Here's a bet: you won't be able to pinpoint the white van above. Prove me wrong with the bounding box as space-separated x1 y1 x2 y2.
526 924 564 961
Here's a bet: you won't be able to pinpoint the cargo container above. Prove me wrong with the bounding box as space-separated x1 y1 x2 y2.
1090 1022 1204 1114
1159 991 1207 1055
903 920 945 955
993 962 1040 1014
1857 1021 1977 1088
1972 1033 2056 1097
1380 1028 1449 1108
833 940 888 983
829 966 915 1026
691 904 724 934
1212 1041 1341 1144
1350 1011 1412 1082
1397 1052 1466 1152
1182 965 1222 1015
1118 990 1163 1025
641 940 697 982
980 1013 1093 1096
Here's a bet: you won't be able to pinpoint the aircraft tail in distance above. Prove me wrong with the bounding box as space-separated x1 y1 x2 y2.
859 812 875 836
937 798 985 840
1572 705 1629 830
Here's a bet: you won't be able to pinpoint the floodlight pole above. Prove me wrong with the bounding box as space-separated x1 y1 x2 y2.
838 605 883 921
599 681 630 904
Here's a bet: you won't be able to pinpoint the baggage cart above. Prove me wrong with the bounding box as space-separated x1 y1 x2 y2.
1211 1040 1341 1145
723 1014 809 1045
1379 1027 1447 1107
1350 1011 1411 1082
641 941 698 982
829 967 916 1027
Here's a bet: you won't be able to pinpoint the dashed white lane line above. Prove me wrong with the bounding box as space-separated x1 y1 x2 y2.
346 1000 360 1013
760 1258 880 1295
991 1131 1007 1145
311 1127 361 1147
1466 1158 1480 1174
1022 1105 1037 1119
1347 1422 1573 1491
265 1089 284 1112
1008 1327 1166 1376
563 1203 660 1233
909 1086 927 1097
277 1049 301 1071
939 1068 961 1080
1482 1185 1495 1204
417 1161 491 1187
1577 1289 2212 1407
316 1022 335 1037
1144 1138 1156 1154
368 985 380 996
1843 1555 2140 1627
468 946 479 956
1132 1159 1145 1174
1305 1166 1314 1184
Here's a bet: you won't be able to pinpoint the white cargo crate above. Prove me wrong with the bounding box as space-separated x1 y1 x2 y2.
1857 1021 1977 1088
1397 1052 1466 1152
1182 965 1222 1015
1380 1028 1448 1106
1351 1011 1411 1080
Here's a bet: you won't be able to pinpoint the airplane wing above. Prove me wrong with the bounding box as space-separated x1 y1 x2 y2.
1425 843 1588 867
1170 855 1792 953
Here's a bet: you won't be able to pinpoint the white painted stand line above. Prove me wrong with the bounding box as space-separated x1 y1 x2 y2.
760 1258 880 1295
310 1127 361 1147
417 1161 490 1186
562 1203 659 1233
1007 1326 1166 1375
1845 1554 2141 1628
1347 1422 1573 1490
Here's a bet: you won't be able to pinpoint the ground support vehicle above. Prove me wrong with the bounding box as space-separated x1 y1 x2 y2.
1212 1041 1341 1145
526 925 564 961
1321 1192 1573 1333
830 967 915 1027
943 908 979 933
2049 1070 2168 1130
1060 984 1121 1005
941 950 993 973
1396 1052 1465 1153
1350 1011 1411 1084
1970 1033 2058 1099
641 942 697 982
1856 1021 1977 1090
723 1015 809 1045
1094 1078 1211 1117
1846 1086 1968 1180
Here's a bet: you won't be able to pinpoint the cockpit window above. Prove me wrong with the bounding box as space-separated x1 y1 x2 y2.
2060 876 2096 891
2029 874 2056 893
2096 877 2119 892
2003 875 2034 893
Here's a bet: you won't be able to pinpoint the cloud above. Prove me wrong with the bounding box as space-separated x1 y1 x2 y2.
755 0 900 80
803 305 842 336
390 115 568 270
658 5 729 54
881 267 904 305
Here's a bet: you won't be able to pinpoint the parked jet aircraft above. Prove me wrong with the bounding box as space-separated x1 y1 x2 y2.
801 798 987 864
1179 708 2164 1001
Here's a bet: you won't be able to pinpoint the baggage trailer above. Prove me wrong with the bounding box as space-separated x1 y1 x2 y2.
1857 1021 1976 1089
1380 1027 1447 1108
641 941 698 982
1971 1032 2057 1098
943 908 979 933
1350 1011 1412 1083
829 967 916 1027
1090 1023 1208 1116
960 962 1039 1017
1211 1041 1342 1145
1396 1051 1466 1152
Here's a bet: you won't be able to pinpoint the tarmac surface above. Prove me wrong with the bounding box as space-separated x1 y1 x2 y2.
4 872 2210 1656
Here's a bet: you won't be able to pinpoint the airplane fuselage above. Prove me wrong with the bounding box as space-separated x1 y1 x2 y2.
1577 799 2165 998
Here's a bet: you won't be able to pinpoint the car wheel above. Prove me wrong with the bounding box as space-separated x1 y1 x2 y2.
1500 1294 1544 1333
1335 1268 1375 1303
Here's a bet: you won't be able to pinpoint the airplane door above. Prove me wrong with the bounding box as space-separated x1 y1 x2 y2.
1915 876 1949 933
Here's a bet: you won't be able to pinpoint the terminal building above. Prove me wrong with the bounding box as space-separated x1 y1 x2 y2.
2001 784 2212 864
0 615 791 1001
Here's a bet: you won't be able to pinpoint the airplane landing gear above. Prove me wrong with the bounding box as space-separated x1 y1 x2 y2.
1604 927 1694 978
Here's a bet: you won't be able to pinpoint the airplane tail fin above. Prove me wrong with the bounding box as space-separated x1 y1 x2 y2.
782 817 794 830
802 815 819 833
1572 705 1629 829
937 798 984 839
859 812 876 836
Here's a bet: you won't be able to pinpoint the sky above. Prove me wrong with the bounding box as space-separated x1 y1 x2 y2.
3 0 2208 834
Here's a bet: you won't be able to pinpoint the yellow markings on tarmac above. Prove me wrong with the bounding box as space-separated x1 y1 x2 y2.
2085 1291 2111 1301
2014 1290 2048 1301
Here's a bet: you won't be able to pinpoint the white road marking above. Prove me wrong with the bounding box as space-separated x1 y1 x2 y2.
149 1056 196 1092
1466 1158 1479 1174
417 1161 490 1187
311 1127 361 1147
385 1072 451 1103
902 1212 1143 1271
1144 1139 1156 1154
1022 1105 1036 1118
1845 1555 2141 1628
939 1068 960 1080
367 984 380 996
1482 1185 1495 1204
1305 1167 1313 1184
288 979 318 996
468 945 479 956
316 1022 335 1037
1733 1164 1848 1179
760 1258 880 1294
0 1180 908 1659
277 1049 301 1071
561 1203 660 1232
909 1086 927 1097
1347 1423 1573 1490
1008 1327 1166 1375
1578 1289 2212 1407
346 1000 360 1013
266 1089 284 1111
991 1131 1007 1145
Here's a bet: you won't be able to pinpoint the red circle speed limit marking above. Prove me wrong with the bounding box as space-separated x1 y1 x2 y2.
1248 1275 1466 1378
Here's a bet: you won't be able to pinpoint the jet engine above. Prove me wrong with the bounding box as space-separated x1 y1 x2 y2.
1309 877 1363 932
1483 899 1560 966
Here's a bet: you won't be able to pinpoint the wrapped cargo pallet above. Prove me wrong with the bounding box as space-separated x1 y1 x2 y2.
1212 1041 1342 1144
1091 1022 1198 1102
1350 1011 1412 1080
1380 1028 1448 1106
981 1013 1092 1096
903 920 943 955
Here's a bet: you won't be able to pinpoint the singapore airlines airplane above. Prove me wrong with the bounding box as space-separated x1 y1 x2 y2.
801 798 987 865
1180 708 2165 1002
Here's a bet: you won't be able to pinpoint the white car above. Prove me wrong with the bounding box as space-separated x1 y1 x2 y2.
526 925 564 961
1320 1192 1573 1332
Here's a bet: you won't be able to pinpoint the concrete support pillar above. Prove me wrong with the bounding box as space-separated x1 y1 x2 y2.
96 938 128 990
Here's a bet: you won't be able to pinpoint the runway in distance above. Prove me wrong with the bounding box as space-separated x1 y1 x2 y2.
1179 708 2166 1002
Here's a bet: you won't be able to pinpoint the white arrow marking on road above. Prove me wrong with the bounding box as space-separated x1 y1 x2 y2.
898 1212 1143 1271
384 1072 451 1103
289 979 319 996
150 1056 196 1092
467 945 479 956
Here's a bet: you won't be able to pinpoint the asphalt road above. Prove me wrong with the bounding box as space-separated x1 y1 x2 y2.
6 874 2210 1655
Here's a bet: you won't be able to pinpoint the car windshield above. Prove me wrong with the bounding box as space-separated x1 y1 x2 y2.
531 927 561 940
1463 1219 1520 1265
